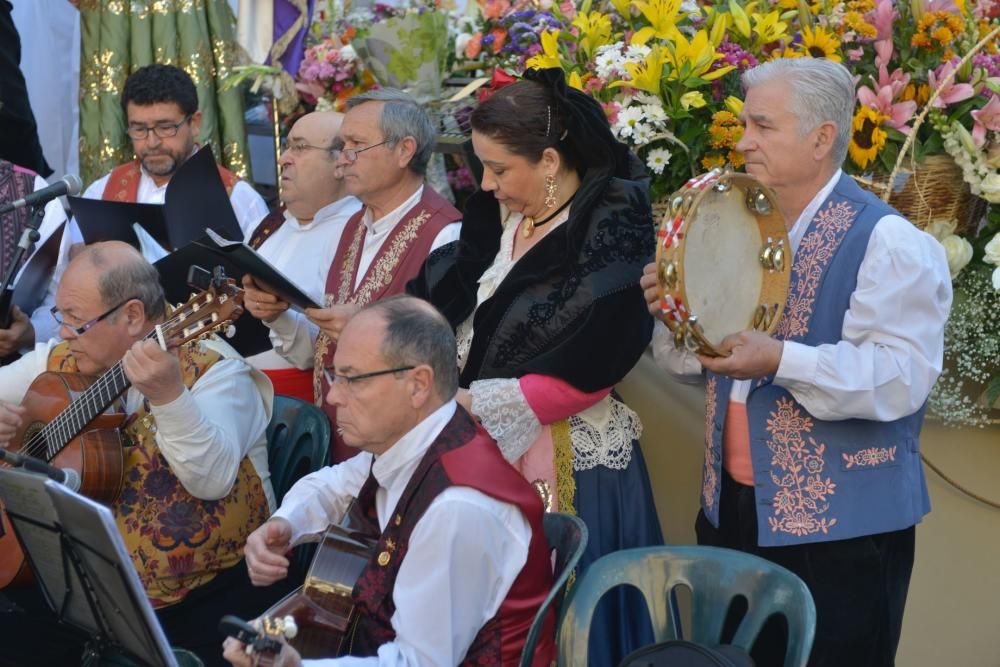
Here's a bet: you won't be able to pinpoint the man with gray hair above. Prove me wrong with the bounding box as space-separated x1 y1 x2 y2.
642 58 951 665
231 295 555 667
244 88 461 464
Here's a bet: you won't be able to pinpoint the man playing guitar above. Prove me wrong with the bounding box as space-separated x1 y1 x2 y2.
0 241 280 666
226 296 556 667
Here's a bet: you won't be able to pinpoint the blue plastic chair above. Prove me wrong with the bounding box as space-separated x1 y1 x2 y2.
518 512 589 667
557 546 816 667
266 394 331 506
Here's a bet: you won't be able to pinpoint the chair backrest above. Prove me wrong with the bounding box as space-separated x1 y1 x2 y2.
518 512 588 667
558 546 816 667
266 394 331 506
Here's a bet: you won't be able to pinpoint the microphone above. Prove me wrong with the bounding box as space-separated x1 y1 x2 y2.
0 449 82 491
0 174 83 215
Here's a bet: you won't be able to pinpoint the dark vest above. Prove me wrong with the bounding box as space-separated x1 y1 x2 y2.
350 408 556 666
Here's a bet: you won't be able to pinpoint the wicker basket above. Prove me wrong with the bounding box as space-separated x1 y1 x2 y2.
854 154 987 236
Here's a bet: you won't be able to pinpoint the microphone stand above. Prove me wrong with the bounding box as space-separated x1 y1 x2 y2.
0 202 45 329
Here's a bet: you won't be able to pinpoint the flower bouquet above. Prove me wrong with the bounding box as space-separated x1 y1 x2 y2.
296 29 376 112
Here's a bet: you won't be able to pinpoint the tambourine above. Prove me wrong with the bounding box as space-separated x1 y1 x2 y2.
655 169 790 357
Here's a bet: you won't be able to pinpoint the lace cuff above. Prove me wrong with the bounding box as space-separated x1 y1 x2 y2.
570 397 643 471
470 378 542 464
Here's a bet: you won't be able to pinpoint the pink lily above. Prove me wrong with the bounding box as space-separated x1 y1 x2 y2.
972 96 1000 149
870 0 896 66
857 66 917 133
928 63 976 109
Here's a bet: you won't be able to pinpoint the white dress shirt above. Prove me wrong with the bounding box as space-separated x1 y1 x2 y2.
0 337 275 511
245 196 362 371
652 169 953 422
273 400 531 667
266 185 461 369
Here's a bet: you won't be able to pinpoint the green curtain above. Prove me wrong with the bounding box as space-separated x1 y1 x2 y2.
78 0 252 187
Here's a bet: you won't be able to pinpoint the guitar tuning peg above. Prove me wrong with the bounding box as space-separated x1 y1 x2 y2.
224 324 236 338
282 616 298 639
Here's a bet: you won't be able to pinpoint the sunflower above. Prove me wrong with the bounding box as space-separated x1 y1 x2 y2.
849 106 889 169
797 26 842 62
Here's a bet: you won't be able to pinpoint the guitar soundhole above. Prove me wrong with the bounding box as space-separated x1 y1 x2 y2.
21 422 47 453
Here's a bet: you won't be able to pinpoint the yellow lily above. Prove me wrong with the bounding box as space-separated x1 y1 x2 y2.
709 12 730 47
725 96 744 116
526 29 563 70
728 0 752 39
665 29 734 83
568 71 585 91
609 0 632 18
572 11 613 59
632 0 684 44
753 11 788 43
609 46 666 95
681 91 707 110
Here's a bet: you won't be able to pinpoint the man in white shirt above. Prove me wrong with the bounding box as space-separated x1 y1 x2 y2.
225 295 554 667
0 159 71 355
244 89 461 463
75 64 268 255
640 58 951 667
242 110 361 401
0 241 280 665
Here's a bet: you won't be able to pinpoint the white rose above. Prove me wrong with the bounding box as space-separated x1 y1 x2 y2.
941 234 974 279
979 173 1000 203
993 266 1000 291
984 232 1000 266
924 219 957 242
454 34 471 60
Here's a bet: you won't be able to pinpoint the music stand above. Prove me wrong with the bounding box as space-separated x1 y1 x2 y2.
0 468 178 667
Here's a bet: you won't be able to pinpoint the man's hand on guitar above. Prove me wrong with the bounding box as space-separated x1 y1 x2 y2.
242 275 290 323
304 304 359 344
245 518 293 586
221 615 302 667
0 307 35 357
0 401 26 445
122 339 185 406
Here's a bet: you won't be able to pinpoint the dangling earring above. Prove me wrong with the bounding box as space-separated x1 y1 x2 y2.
544 174 557 209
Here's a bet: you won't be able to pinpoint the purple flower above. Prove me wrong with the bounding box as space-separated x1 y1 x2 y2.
143 467 177 501
158 501 206 546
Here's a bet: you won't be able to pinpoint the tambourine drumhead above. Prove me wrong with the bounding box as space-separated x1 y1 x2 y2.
656 170 790 356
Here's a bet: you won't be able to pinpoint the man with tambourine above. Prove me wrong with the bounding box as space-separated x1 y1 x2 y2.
641 58 952 667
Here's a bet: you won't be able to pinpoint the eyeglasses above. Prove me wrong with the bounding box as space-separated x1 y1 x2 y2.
323 365 415 388
50 298 136 336
280 138 339 156
126 114 192 140
339 140 390 163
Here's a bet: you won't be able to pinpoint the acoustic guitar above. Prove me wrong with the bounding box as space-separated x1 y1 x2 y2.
259 501 379 659
0 266 245 588
220 614 299 667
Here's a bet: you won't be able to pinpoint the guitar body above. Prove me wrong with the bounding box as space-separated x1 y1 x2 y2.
263 507 378 658
0 371 125 588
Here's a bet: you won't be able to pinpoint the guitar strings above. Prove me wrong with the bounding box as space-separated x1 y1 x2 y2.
16 305 196 460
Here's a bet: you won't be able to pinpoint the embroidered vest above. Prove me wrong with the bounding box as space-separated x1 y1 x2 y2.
350 408 555 666
702 174 931 547
313 187 459 463
0 162 38 279
247 207 287 250
46 341 270 607
101 159 239 202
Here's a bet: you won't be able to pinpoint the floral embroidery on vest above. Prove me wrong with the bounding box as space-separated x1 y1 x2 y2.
843 446 897 469
45 342 269 608
702 377 719 512
351 211 432 306
773 201 858 341
766 397 838 537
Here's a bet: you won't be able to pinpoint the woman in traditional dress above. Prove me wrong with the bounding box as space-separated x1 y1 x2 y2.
408 67 663 664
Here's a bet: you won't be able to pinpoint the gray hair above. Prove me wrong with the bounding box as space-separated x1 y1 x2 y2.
346 88 436 175
742 58 855 166
86 245 167 321
363 295 459 400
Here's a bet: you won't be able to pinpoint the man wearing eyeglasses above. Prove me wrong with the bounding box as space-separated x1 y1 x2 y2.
227 296 555 667
0 241 288 666
78 64 268 242
239 111 361 403
243 89 461 464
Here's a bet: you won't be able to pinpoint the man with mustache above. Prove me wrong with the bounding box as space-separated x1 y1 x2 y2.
79 64 267 244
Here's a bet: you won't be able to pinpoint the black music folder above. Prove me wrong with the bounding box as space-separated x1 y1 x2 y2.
0 220 65 324
0 468 179 667
68 145 243 252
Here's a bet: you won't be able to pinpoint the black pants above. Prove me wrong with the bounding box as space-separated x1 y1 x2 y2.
696 470 915 667
0 559 299 667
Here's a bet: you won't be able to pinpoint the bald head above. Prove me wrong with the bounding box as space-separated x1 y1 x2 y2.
66 241 167 321
280 111 348 222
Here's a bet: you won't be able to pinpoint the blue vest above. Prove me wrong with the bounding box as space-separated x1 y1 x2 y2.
702 174 931 547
